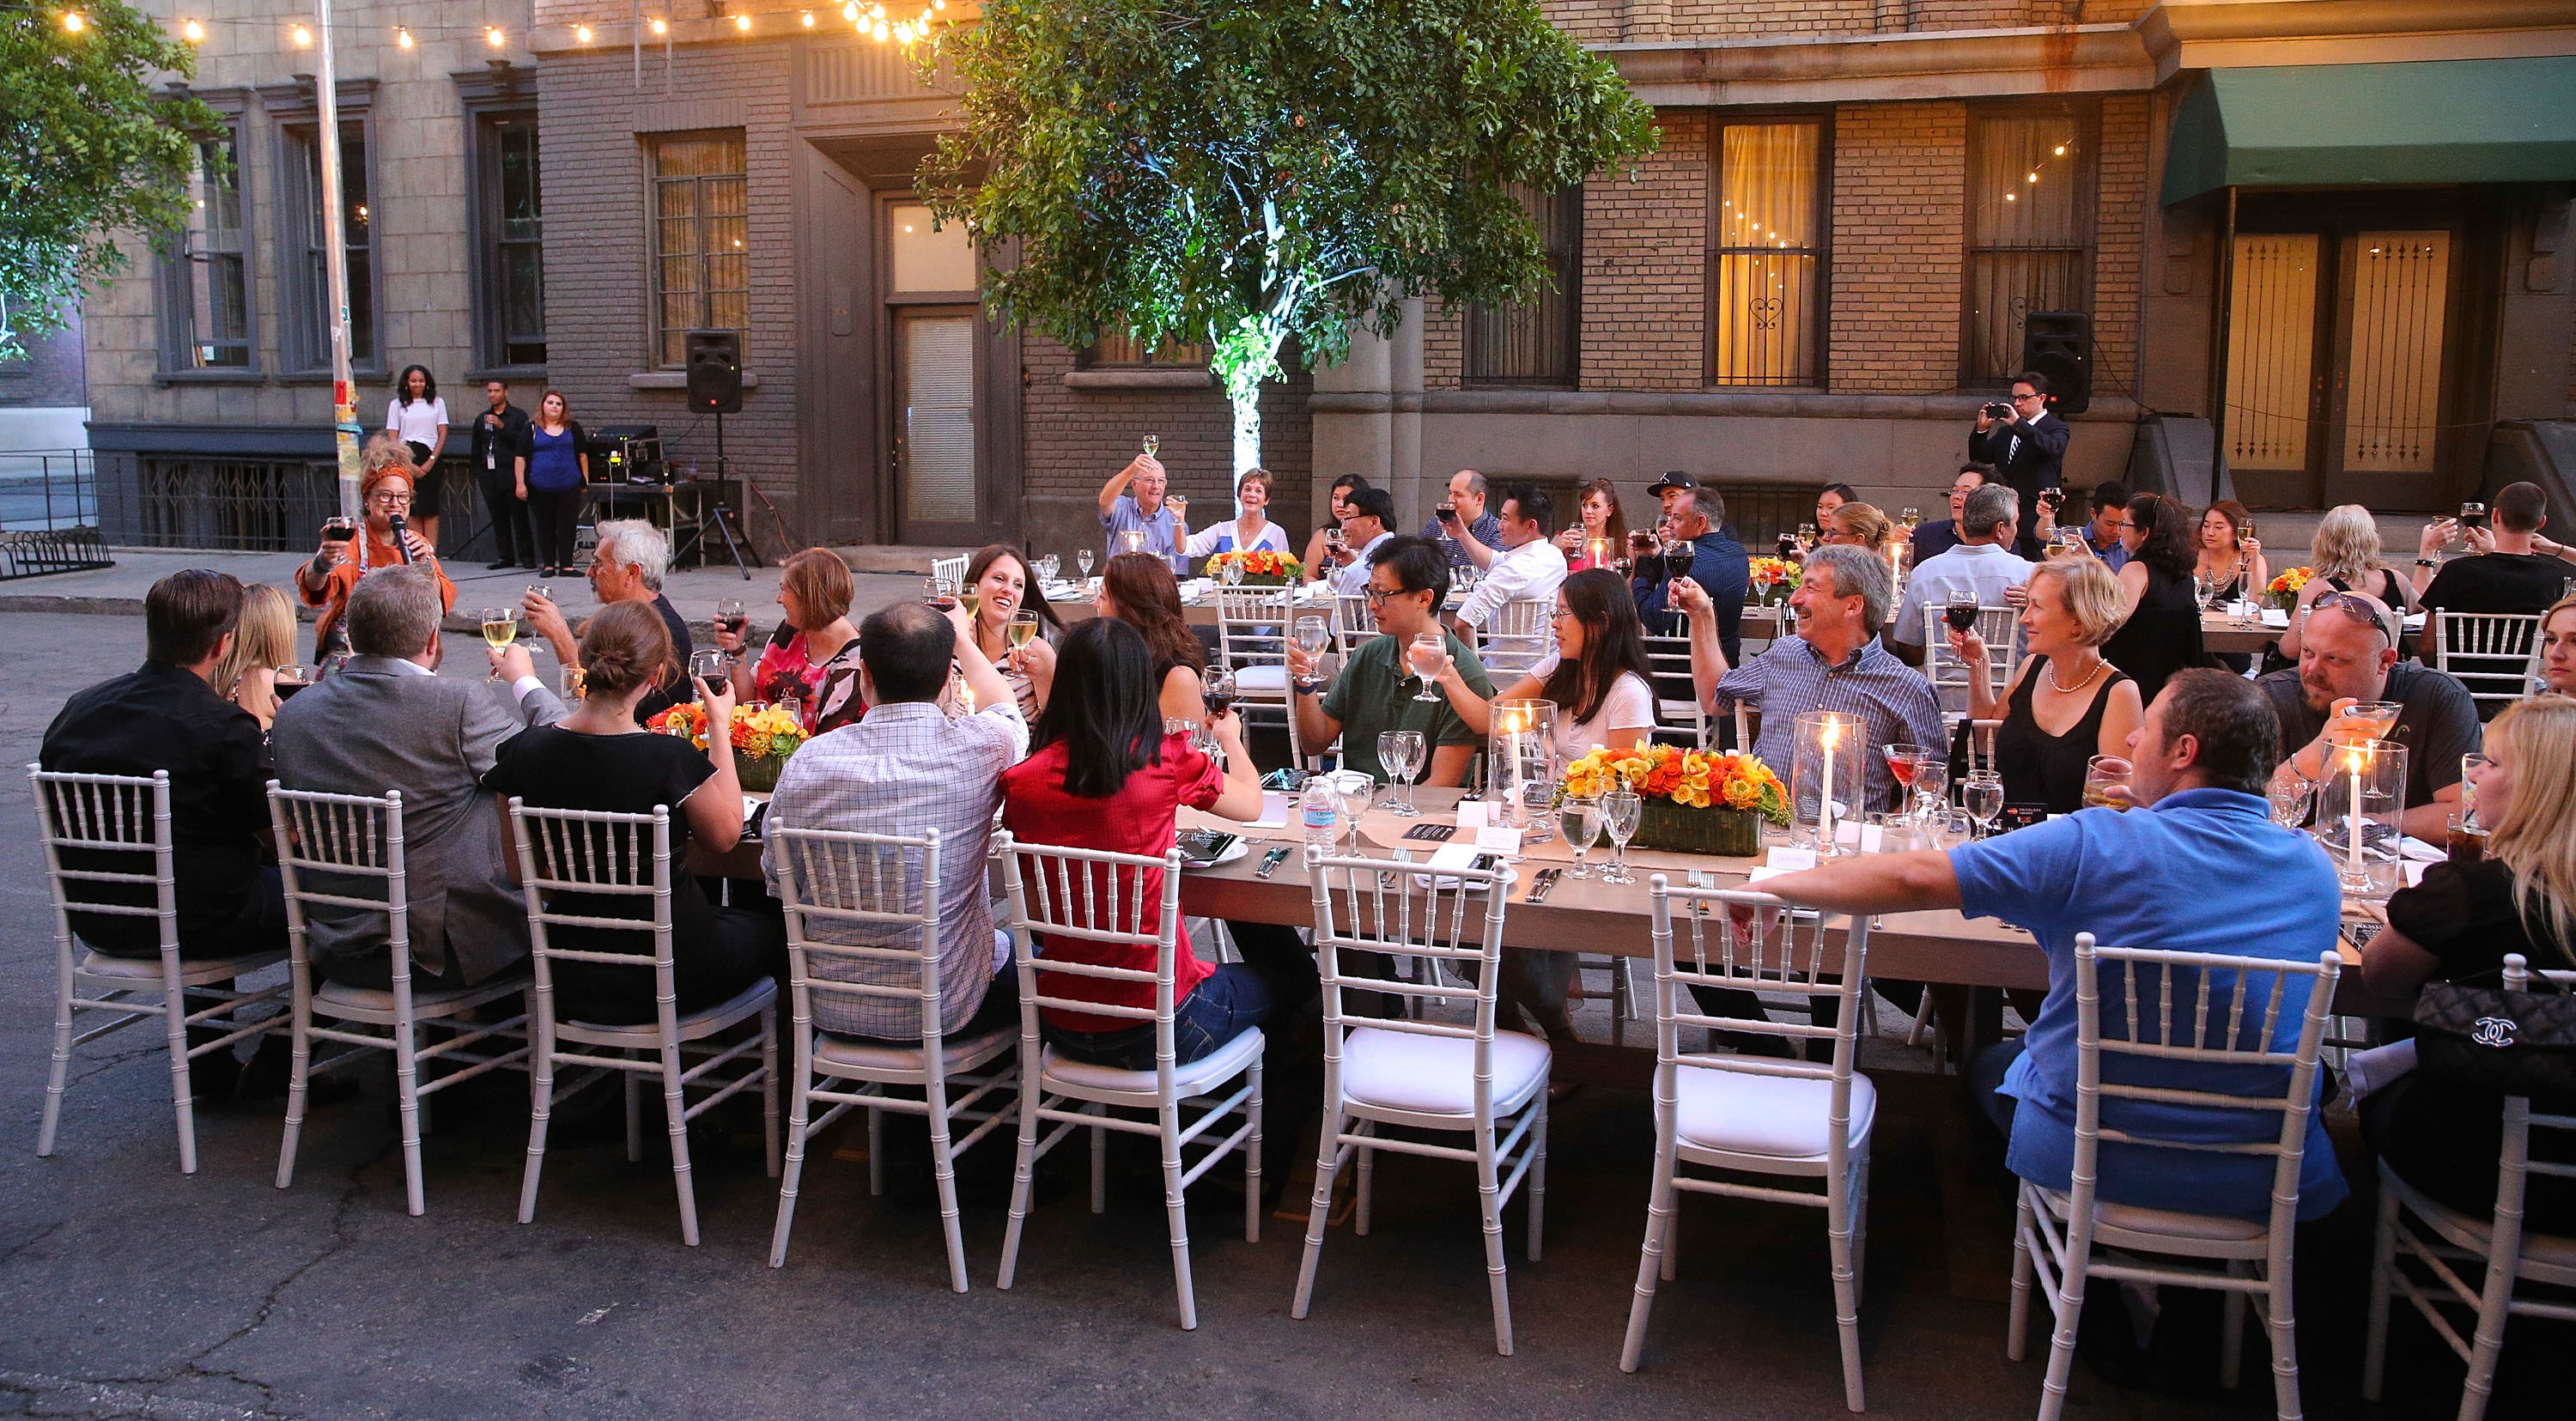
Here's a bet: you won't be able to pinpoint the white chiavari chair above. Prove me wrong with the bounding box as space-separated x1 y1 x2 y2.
1619 881 1874 1411
1477 598 1557 683
1923 604 2024 719
2364 956 2576 1421
993 833 1262 1329
767 825 1019 1290
1215 583 1303 764
928 552 969 591
2432 611 2545 720
2009 936 2341 1421
508 799 780 1246
1292 847 1547 1355
268 784 531 1215
30 765 286 1174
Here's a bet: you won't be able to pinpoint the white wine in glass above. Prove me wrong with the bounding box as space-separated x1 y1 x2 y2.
479 608 517 683
1008 610 1040 649
1142 433 1159 458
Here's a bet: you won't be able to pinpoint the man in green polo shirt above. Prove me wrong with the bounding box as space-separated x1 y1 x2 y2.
1285 533 1495 785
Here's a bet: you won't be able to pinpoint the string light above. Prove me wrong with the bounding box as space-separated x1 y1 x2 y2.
62 10 86 33
290 23 312 46
842 2 856 16
650 17 667 34
574 23 592 41
733 12 750 29
485 25 505 46
801 9 815 25
395 25 412 47
181 17 203 42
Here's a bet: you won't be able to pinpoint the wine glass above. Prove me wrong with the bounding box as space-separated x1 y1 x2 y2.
479 607 517 682
558 665 586 701
1912 759 1949 827
1963 770 2003 839
1142 433 1159 458
1200 666 1237 755
1378 730 1426 817
1008 609 1042 653
1899 507 1922 531
1408 632 1448 702
1662 538 1698 581
525 581 553 603
2267 777 2314 830
1559 794 1602 878
1945 589 1980 636
2336 700 2403 744
959 584 983 622
1598 789 1643 884
1076 548 1095 580
1332 770 1376 854
1881 742 1925 810
715 597 748 661
1219 556 1245 587
688 649 727 698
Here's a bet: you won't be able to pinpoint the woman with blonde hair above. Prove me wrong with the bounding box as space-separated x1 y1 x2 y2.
2537 592 2576 698
1949 557 2141 814
216 584 300 728
2278 503 2417 660
1822 501 1893 550
2360 695 2576 1231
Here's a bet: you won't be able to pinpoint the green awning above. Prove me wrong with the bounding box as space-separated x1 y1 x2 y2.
2161 57 2576 206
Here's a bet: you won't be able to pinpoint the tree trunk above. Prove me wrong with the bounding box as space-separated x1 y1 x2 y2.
1230 390 1261 479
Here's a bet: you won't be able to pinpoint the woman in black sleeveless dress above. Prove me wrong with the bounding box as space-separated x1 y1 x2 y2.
2102 493 2205 707
1953 559 2145 813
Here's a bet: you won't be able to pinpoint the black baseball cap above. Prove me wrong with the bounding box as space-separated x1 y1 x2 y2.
1648 471 1698 495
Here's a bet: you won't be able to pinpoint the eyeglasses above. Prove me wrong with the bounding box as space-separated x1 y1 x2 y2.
368 493 413 507
2011 391 2044 403
1364 586 1425 605
1547 606 1576 622
2312 590 2395 645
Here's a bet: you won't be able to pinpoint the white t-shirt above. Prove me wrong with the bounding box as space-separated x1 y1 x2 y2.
1523 652 1657 758
386 397 448 448
1183 518 1292 557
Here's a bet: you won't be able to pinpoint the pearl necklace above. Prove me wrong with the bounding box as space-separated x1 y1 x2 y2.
2048 656 2108 695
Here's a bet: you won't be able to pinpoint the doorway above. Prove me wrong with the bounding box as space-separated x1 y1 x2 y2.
2220 193 2499 511
881 196 992 547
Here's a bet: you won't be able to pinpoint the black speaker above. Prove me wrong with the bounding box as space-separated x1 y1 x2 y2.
2019 312 2091 416
685 329 742 414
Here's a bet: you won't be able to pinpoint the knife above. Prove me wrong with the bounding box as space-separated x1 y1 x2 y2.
1526 866 1564 903
1255 846 1293 879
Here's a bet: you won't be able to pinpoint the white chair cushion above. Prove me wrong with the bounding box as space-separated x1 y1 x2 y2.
1040 1025 1264 1104
1339 1024 1550 1119
2034 1185 2269 1244
1233 664 1290 692
815 1023 1015 1078
1674 1063 1876 1159
78 949 285 986
314 970 529 1022
556 975 777 1045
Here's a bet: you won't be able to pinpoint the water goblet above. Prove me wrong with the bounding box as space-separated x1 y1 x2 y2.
1560 794 1602 879
1377 730 1426 817
1077 548 1095 580
1963 771 2003 839
1408 632 1449 702
1598 789 1643 884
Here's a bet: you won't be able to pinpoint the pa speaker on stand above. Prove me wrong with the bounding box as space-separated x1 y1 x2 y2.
2019 312 2092 416
683 329 756 580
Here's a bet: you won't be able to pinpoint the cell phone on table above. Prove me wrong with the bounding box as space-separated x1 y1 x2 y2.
1261 768 1315 792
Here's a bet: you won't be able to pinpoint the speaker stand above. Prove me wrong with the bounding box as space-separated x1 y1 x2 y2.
697 411 756 580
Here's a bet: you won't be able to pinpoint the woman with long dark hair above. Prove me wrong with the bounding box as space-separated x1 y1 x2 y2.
1301 473 1371 584
385 363 449 546
1553 477 1631 571
1094 551 1208 724
2100 492 2207 707
999 618 1297 1068
1446 568 1657 756
513 390 588 578
964 543 1060 719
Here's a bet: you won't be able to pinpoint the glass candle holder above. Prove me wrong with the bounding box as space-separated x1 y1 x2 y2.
1790 710 1868 853
2314 738 2408 896
1486 698 1558 845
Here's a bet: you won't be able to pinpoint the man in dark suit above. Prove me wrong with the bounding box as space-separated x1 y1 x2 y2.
468 379 535 570
1967 370 2068 560
272 565 565 991
41 568 285 1097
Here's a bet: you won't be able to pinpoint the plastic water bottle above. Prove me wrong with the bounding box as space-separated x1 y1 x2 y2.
1301 780 1340 851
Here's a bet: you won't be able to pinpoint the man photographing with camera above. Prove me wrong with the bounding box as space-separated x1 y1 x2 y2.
1969 371 2067 560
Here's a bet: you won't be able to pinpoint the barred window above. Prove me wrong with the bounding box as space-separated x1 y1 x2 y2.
165 126 251 370
283 120 377 371
1710 121 1825 387
1463 185 1580 387
475 112 545 368
1965 110 2094 385
650 132 748 368
1079 331 1209 367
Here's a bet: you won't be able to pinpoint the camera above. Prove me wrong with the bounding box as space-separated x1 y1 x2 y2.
1982 402 2014 420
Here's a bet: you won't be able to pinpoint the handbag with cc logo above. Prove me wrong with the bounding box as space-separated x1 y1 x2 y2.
2415 974 2576 1101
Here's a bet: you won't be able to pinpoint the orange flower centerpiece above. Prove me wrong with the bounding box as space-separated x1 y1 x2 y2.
2265 565 2312 610
1562 744 1789 857
1204 548 1303 586
647 701 810 792
1748 555 1801 605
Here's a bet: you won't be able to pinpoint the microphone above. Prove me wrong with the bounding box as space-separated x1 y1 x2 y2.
389 513 415 563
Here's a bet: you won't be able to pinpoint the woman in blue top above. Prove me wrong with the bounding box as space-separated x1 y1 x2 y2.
1182 468 1293 566
514 390 589 578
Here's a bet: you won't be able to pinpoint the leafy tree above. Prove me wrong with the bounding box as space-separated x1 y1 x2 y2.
0 0 217 357
920 0 1656 474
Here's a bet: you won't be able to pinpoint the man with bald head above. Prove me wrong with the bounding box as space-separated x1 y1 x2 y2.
2257 590 2482 839
1421 468 1500 570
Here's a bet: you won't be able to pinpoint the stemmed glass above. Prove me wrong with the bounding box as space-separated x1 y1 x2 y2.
1963 770 2003 839
1408 632 1448 702
1198 667 1237 756
1598 789 1643 884
1219 556 1245 587
1292 616 1332 691
479 606 517 682
1881 742 1927 818
715 597 749 665
2267 777 2315 830
1076 548 1095 580
1378 730 1426 817
1911 759 1949 827
1559 794 1602 878
1333 770 1376 854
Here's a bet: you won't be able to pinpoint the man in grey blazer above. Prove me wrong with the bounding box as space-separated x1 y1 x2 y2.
271 565 565 991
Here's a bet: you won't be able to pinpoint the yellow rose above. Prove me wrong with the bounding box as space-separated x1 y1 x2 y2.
1723 778 1762 809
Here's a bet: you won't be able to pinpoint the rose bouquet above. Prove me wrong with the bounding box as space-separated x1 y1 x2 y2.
1747 556 1801 604
2266 566 2312 610
1205 549 1303 586
647 701 810 792
1563 744 1789 855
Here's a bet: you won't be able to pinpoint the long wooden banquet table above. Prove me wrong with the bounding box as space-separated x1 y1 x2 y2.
695 785 2391 1088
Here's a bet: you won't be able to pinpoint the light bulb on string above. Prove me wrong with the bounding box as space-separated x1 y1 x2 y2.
487 25 506 46
650 17 667 34
181 17 204 41
62 11 85 33
395 26 412 47
801 10 815 25
291 23 312 46
575 23 592 41
734 13 750 30
842 2 857 17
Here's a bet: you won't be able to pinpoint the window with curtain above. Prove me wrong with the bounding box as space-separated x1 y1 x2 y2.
165 125 251 371
650 132 748 367
1079 331 1210 367
285 120 376 371
474 112 545 369
1965 111 2093 384
1710 121 1824 387
1463 185 1580 386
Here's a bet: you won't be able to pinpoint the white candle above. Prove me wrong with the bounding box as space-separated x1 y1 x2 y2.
1820 719 1841 849
1504 711 1526 835
2346 749 2366 882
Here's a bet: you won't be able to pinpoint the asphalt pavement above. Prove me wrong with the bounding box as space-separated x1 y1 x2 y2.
0 609 2526 1419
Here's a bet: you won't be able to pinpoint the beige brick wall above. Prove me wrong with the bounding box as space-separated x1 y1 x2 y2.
1542 0 2157 39
1581 110 1708 391
1827 100 1967 395
2093 93 2149 411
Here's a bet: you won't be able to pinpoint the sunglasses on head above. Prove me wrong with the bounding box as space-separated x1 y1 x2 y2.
2312 591 2394 646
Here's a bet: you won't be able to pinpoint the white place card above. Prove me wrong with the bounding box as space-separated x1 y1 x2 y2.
1746 866 1792 884
1243 792 1290 829
1832 821 1885 853
1765 846 1819 871
1473 825 1523 855
1453 801 1490 830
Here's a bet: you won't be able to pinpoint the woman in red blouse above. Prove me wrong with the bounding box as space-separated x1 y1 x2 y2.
1000 617 1307 1071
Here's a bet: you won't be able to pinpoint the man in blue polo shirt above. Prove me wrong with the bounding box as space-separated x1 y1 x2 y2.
1759 668 2348 1224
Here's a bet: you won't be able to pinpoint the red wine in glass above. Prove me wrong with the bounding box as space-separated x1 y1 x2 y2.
1662 540 1698 579
1203 687 1236 717
1945 600 1980 632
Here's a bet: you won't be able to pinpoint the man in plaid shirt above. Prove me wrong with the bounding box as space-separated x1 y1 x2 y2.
762 601 1026 1042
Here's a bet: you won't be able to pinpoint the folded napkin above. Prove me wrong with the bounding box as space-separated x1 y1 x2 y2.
2397 835 2448 864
